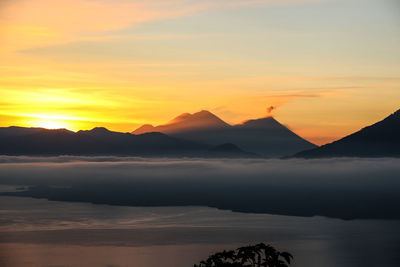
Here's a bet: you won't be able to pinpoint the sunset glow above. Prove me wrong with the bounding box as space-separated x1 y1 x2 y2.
1 0 399 145
20 114 81 130
1 2 400 266
28 119 69 130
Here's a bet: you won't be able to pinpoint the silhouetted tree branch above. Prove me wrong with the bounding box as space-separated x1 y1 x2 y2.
194 243 293 267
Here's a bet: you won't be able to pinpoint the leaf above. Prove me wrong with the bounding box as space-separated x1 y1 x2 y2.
280 252 293 264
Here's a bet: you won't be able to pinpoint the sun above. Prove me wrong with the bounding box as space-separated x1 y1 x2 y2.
22 114 74 130
17 113 87 130
35 119 69 129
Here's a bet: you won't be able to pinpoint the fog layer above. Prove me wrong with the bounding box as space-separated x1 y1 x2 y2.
1 156 400 219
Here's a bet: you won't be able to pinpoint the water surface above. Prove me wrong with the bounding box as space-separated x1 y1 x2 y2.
0 196 399 267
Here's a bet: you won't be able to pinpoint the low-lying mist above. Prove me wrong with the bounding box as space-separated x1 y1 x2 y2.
1 156 400 220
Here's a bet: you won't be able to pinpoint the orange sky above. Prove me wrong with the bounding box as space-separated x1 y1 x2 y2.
0 0 399 145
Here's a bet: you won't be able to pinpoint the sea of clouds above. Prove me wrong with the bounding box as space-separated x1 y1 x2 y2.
0 156 399 219
0 156 399 186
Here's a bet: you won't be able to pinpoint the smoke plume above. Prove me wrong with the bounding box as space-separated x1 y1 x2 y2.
267 106 275 115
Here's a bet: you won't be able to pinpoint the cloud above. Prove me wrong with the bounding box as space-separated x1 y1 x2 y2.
0 0 180 51
2 156 399 186
0 156 400 219
0 0 324 52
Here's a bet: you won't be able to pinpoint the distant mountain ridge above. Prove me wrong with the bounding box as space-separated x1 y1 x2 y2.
0 126 251 157
134 110 230 135
133 110 316 157
294 109 400 158
1 109 398 158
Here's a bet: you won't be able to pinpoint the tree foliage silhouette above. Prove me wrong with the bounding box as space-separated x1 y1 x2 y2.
194 243 293 267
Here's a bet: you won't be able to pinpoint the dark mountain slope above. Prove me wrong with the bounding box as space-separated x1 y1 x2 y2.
294 109 400 158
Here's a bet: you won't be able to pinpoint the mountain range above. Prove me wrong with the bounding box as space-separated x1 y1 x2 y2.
0 110 314 157
0 126 249 157
133 110 316 157
294 109 400 158
1 109 398 158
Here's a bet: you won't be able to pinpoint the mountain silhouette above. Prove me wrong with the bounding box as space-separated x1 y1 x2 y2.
133 110 230 135
0 126 253 157
133 111 316 157
209 142 257 158
294 109 400 158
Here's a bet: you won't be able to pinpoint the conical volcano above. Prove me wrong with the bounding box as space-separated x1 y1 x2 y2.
133 111 316 157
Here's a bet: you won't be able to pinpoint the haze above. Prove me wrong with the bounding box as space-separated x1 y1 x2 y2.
1 0 400 145
1 156 400 219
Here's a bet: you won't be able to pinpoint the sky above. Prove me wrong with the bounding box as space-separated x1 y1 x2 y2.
0 0 399 145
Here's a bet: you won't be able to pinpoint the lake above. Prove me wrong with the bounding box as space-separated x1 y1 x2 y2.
1 196 399 267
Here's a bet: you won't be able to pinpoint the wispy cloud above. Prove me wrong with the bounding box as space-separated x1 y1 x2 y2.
0 0 324 52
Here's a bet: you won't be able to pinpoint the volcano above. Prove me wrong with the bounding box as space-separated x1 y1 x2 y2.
133 110 316 157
